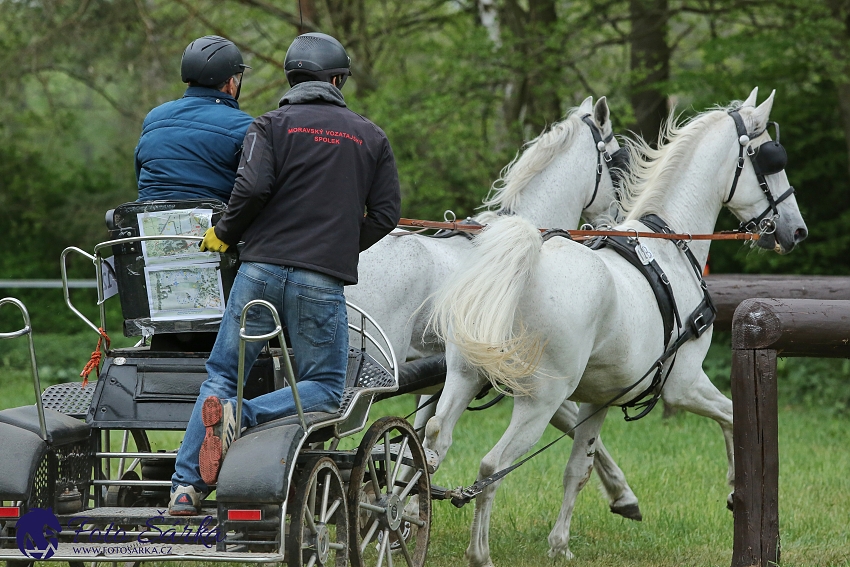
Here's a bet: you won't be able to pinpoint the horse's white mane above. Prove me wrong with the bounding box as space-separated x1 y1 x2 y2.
618 101 751 221
478 107 585 218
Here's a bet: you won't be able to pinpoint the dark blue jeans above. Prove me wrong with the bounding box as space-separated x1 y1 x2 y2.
172 262 349 493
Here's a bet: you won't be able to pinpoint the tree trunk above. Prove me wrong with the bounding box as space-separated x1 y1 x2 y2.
294 0 318 34
629 0 670 146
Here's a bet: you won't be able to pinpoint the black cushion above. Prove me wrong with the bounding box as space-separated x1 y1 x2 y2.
0 422 47 499
0 405 90 445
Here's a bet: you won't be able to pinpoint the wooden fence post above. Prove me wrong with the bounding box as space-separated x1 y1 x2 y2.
730 298 850 567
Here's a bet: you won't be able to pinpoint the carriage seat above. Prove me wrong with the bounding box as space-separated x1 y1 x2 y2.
0 422 48 500
0 405 90 445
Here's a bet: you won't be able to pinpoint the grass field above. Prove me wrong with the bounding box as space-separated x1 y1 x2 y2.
1 333 849 566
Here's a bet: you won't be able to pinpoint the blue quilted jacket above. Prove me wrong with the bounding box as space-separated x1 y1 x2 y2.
135 87 253 202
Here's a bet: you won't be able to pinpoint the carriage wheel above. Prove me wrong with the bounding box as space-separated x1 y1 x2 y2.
288 457 349 567
347 417 431 567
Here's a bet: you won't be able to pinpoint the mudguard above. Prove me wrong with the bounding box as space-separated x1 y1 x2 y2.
215 423 305 503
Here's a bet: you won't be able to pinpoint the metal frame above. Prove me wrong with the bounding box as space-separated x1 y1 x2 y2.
0 297 48 440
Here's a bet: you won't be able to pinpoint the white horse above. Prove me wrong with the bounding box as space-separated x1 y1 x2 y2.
348 96 642 519
425 88 808 565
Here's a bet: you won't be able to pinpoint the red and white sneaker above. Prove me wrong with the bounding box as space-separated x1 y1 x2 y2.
198 396 237 485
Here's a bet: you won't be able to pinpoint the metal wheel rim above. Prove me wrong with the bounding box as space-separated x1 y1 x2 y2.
347 416 430 567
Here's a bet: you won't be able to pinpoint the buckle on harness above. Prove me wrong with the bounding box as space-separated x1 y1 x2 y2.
737 156 745 169
692 313 708 335
603 151 612 163
597 163 604 175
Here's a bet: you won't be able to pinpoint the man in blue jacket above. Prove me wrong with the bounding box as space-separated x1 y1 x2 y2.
136 36 254 202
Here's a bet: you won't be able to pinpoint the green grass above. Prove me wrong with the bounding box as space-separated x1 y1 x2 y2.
1 334 849 566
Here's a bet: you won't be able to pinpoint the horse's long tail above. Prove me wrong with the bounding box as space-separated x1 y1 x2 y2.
427 215 544 394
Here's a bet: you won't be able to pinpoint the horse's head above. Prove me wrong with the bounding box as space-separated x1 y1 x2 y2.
577 95 626 225
723 88 808 254
480 96 624 229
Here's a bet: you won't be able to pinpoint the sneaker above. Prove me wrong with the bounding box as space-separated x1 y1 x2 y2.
199 396 237 485
168 485 203 516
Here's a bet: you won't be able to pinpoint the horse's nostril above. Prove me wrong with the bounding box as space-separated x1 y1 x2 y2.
794 227 808 243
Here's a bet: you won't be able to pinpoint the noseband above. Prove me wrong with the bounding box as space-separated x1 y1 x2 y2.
581 114 630 210
726 109 796 233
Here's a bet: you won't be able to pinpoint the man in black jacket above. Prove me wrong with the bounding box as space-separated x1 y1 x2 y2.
169 33 401 515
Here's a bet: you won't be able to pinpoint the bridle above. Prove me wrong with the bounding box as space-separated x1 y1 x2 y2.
726 109 795 234
580 114 629 210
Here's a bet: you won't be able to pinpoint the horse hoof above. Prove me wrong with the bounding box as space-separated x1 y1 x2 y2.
727 492 734 511
611 502 642 521
547 547 575 561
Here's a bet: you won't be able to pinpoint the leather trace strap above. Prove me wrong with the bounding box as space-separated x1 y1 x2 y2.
396 218 760 242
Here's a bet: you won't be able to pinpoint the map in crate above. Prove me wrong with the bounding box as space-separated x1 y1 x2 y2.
137 208 226 321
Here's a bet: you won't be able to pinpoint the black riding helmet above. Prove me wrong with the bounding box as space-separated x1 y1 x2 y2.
284 33 351 89
181 36 250 87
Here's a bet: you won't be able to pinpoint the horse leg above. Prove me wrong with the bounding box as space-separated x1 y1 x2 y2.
466 385 568 567
424 343 487 469
548 403 609 560
550 401 641 521
413 394 438 441
662 367 735 504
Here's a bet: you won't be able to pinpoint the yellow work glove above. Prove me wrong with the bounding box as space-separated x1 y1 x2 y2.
199 227 229 252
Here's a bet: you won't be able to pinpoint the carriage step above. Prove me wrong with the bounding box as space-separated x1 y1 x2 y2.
63 506 218 525
370 443 439 474
42 381 97 418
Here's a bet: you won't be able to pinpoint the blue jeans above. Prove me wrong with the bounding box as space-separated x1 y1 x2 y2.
172 262 349 493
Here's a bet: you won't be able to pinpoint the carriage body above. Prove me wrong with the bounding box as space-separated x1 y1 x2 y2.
0 201 433 566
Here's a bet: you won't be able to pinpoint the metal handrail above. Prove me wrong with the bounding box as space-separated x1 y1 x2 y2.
0 297 48 441
236 300 307 437
62 235 206 339
345 301 399 386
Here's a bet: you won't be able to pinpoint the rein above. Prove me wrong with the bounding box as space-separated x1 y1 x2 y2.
396 218 761 242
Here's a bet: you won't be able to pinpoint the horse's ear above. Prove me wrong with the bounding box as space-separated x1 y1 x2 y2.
751 89 775 130
743 87 759 107
579 96 593 114
593 96 612 138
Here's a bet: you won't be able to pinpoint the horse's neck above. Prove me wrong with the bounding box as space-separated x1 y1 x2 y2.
644 128 733 267
509 153 590 229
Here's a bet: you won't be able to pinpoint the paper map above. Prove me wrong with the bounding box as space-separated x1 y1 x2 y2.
144 262 225 321
138 209 219 265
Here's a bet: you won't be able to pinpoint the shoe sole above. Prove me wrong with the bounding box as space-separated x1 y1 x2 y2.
199 396 224 485
168 504 200 517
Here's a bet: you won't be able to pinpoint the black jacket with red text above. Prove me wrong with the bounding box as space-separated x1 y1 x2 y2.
214 81 401 284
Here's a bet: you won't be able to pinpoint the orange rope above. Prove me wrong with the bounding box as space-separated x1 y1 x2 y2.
80 328 111 387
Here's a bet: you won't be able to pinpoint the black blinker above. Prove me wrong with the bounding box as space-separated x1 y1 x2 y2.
753 141 787 176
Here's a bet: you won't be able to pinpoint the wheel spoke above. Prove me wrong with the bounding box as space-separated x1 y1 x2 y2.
305 553 317 567
389 435 410 492
307 475 317 523
368 455 382 491
325 496 342 520
305 508 317 534
358 501 386 514
360 518 380 553
375 529 389 567
384 432 392 488
328 541 346 551
398 469 423 500
320 470 331 523
401 513 425 528
394 527 415 567
385 528 395 567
